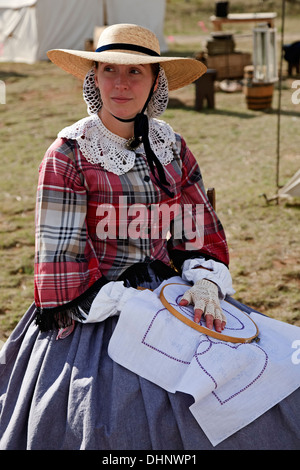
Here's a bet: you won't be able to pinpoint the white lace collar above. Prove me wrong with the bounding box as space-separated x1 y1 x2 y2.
58 114 176 175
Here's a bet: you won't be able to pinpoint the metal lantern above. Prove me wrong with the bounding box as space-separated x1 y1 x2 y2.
253 23 278 83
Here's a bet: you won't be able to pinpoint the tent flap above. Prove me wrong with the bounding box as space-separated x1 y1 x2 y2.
0 1 36 8
279 169 300 198
0 4 38 64
0 0 166 63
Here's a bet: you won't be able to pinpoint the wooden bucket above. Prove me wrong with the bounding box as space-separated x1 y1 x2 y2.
243 65 274 110
243 83 274 110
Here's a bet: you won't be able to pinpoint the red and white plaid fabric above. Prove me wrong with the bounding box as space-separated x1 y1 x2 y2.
34 131 229 310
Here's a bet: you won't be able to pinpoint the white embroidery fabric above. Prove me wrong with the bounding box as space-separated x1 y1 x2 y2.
58 114 176 175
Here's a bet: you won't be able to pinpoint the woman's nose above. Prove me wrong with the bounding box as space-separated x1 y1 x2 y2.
115 71 129 89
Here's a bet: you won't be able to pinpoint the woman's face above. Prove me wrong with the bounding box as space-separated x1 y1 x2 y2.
94 62 156 127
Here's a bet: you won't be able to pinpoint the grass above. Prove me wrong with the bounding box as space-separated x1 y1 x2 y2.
0 63 87 336
165 81 300 325
0 0 300 340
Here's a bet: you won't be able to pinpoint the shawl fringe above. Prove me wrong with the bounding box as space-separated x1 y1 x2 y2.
35 277 108 332
117 259 177 288
35 258 205 332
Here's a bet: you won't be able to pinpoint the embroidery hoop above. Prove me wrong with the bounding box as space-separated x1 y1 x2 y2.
159 283 260 344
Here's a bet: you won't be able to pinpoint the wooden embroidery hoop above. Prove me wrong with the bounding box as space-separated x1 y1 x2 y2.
159 283 260 344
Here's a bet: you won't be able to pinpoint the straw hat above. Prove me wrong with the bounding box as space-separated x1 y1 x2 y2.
47 23 207 90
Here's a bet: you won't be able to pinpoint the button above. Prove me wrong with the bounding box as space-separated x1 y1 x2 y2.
144 175 150 182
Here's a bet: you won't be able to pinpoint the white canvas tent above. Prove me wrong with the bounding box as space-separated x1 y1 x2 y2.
105 0 167 52
0 0 105 63
278 169 300 198
0 0 167 64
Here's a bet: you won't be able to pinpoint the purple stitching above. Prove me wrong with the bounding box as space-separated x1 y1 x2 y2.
174 294 246 331
193 339 218 388
141 295 269 405
212 347 268 405
193 337 269 404
142 308 191 365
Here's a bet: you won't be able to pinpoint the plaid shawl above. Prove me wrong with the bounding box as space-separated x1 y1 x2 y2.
34 128 229 329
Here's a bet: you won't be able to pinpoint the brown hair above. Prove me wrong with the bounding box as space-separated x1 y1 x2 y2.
94 61 159 78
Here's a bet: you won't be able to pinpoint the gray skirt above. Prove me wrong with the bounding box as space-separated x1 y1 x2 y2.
0 297 300 450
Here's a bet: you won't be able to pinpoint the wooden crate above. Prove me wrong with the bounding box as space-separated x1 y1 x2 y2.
206 38 235 56
206 52 252 80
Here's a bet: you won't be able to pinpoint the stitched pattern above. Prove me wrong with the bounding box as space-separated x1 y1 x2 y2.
141 296 268 405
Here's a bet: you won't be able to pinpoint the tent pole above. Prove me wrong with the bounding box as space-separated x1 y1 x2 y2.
103 0 107 25
275 0 286 200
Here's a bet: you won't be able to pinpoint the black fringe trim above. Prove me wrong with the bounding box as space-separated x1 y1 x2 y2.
35 277 108 332
117 259 177 289
35 255 221 332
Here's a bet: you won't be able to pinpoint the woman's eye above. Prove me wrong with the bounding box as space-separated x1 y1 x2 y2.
130 68 141 74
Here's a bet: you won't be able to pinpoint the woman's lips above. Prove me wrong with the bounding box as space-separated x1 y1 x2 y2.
112 96 132 104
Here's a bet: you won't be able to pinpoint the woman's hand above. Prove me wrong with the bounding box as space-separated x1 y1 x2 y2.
179 279 226 333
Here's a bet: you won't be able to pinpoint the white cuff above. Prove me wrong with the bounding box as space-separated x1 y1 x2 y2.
79 281 139 323
181 258 235 299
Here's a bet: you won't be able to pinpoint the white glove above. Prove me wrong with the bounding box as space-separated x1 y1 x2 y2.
181 258 235 299
179 279 226 331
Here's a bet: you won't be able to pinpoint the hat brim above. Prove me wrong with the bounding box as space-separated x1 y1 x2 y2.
47 49 207 91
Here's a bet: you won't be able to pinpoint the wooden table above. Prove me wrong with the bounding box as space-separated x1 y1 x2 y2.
210 12 277 31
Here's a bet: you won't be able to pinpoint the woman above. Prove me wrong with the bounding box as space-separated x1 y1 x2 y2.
0 24 299 450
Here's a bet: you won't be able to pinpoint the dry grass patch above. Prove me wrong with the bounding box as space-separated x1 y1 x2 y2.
1 0 300 339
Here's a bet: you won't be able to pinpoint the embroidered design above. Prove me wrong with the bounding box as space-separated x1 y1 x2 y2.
141 298 268 405
58 115 176 175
